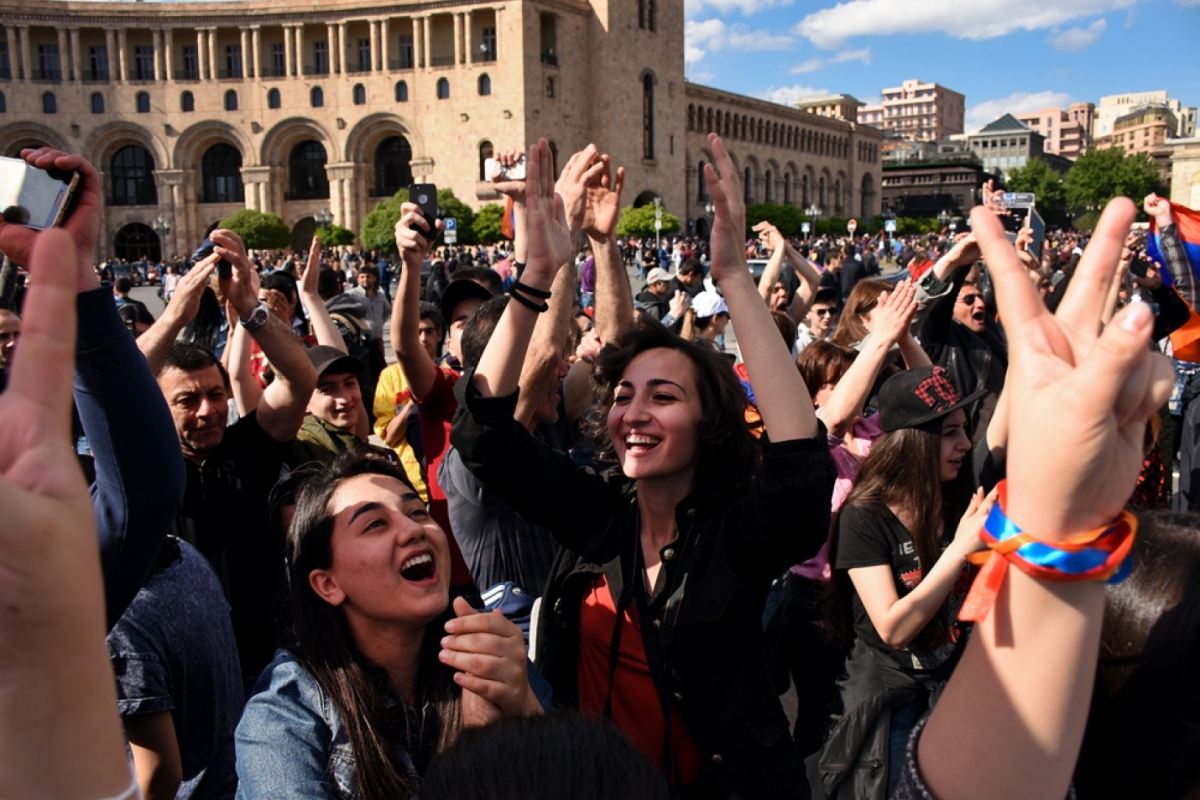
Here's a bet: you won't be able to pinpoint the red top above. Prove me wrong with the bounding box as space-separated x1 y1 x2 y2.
577 574 700 785
415 364 472 586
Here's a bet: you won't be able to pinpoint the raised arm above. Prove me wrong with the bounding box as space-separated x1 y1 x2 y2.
705 133 817 442
137 259 217 375
915 198 1174 800
300 238 347 352
1144 193 1198 309
390 204 442 401
225 316 262 416
784 241 823 321
752 221 788 304
819 280 917 438
584 156 633 344
213 229 317 443
515 260 576 431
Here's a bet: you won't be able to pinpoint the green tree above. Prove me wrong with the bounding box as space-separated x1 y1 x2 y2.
359 187 479 251
1065 147 1165 218
217 209 291 250
1005 158 1069 226
315 224 355 247
436 188 478 246
472 203 508 244
745 203 803 237
616 205 681 237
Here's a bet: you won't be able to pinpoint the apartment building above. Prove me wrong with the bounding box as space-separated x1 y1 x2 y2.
856 79 965 142
1013 102 1094 161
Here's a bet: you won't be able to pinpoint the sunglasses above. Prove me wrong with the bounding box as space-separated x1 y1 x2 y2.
813 308 837 317
958 294 983 306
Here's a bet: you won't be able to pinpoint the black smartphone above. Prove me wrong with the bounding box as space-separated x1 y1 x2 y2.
409 183 439 241
190 238 232 280
0 156 79 230
1130 254 1149 278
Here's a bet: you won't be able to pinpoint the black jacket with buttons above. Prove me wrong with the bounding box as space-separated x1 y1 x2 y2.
450 376 837 799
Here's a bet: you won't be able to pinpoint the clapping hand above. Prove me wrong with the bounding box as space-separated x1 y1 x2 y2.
163 257 217 326
871 279 918 346
703 133 748 286
212 229 260 320
524 139 573 278
583 154 625 242
441 597 542 726
554 144 604 237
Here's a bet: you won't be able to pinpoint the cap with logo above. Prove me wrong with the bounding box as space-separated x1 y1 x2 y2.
877 365 987 433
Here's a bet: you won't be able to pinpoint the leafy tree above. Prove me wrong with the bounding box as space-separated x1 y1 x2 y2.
472 203 508 244
1065 147 1165 218
359 186 479 251
745 203 804 237
1005 158 1069 226
217 209 291 250
616 205 681 237
436 188 477 246
315 224 355 247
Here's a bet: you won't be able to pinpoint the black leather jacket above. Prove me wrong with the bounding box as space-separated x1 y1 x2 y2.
450 376 836 799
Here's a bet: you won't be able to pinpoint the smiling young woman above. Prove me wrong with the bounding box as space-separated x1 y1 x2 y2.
449 137 836 798
234 450 548 800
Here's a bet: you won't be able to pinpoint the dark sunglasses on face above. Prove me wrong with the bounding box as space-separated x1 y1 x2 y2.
813 307 837 317
958 294 983 306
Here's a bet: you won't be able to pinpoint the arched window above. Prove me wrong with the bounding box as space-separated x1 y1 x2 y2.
91 93 104 114
267 88 281 109
744 167 752 203
288 140 329 200
224 90 238 111
802 174 809 206
548 141 559 178
395 81 408 102
784 173 792 205
697 159 708 201
648 0 657 31
181 91 194 112
819 177 826 209
687 104 694 131
42 93 57 114
642 74 654 160
0 91 6 113
478 74 491 96
110 145 157 206
113 222 161 262
136 92 150 113
764 170 772 203
638 0 646 28
374 136 413 196
478 140 493 181
834 180 842 214
353 84 366 105
436 78 450 99
201 143 244 203
545 76 555 98
311 86 324 107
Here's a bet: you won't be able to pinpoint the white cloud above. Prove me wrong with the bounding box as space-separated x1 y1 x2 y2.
755 83 831 105
685 18 794 62
788 46 871 73
1047 18 1107 51
686 0 793 17
965 90 1076 132
793 0 1135 48
1124 8 1137 25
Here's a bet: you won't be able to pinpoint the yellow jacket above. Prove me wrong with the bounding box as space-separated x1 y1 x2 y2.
372 363 429 502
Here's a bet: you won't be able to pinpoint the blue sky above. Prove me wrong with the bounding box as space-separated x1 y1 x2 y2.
684 0 1200 131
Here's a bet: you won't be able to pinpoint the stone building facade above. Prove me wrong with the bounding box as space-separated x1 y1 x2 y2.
857 79 965 143
0 0 874 260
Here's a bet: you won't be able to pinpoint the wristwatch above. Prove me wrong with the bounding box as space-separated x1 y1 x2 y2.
239 301 269 331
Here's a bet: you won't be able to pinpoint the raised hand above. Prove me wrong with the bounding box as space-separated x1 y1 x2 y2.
582 154 625 242
703 133 748 285
163 257 217 326
871 279 918 346
524 139 573 278
752 220 784 254
300 236 322 297
554 144 604 237
0 148 102 292
440 596 542 725
490 148 527 203
213 229 261 320
394 202 442 272
1143 193 1173 228
668 289 691 320
974 198 1174 537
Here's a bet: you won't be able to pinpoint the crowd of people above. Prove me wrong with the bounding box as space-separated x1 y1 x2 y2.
0 136 1195 800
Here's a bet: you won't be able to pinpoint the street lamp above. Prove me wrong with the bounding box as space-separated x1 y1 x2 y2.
805 203 821 239
315 207 333 229
152 214 171 260
652 196 663 253
938 209 950 231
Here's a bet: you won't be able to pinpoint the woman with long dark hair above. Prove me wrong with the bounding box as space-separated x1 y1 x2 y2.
812 365 995 799
235 449 547 800
444 138 835 798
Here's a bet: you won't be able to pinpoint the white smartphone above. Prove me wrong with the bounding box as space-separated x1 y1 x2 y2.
0 156 79 230
484 157 526 182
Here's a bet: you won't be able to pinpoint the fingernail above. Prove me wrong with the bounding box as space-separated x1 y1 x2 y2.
1120 303 1151 332
439 649 450 661
440 636 450 647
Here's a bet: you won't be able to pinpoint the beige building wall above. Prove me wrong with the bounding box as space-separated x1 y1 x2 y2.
856 78 964 142
1167 138 1200 209
0 0 864 261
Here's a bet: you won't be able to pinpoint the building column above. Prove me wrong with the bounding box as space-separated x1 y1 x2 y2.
170 183 185 255
5 28 18 80
338 21 348 72
493 7 500 60
342 173 355 232
380 18 389 70
163 28 173 82
327 23 338 73
369 19 379 71
116 28 128 82
453 13 462 65
250 26 260 79
239 28 249 78
465 10 473 62
195 29 206 80
422 16 431 69
69 28 81 81
294 25 305 75
57 28 69 79
413 17 423 69
151 29 162 81
18 25 30 82
206 27 218 81
283 25 295 77
329 177 344 225
258 181 270 213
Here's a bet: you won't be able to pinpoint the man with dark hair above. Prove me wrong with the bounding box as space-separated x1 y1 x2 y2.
839 242 867 302
348 265 391 340
674 258 705 298
451 264 504 297
795 287 839 354
290 345 369 465
143 229 318 681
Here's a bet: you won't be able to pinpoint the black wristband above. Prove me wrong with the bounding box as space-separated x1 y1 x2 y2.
509 287 549 312
511 279 551 299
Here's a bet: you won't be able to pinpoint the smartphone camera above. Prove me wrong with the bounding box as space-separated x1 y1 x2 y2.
191 238 232 280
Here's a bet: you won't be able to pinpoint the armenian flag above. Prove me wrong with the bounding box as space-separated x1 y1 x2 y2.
1147 200 1200 287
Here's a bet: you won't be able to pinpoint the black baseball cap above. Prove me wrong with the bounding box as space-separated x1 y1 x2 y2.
440 277 493 325
877 365 987 433
307 345 364 377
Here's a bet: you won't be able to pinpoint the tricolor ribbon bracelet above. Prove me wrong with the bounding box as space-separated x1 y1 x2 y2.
958 480 1137 623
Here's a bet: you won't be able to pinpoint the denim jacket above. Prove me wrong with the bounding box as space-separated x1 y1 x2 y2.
235 649 553 799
